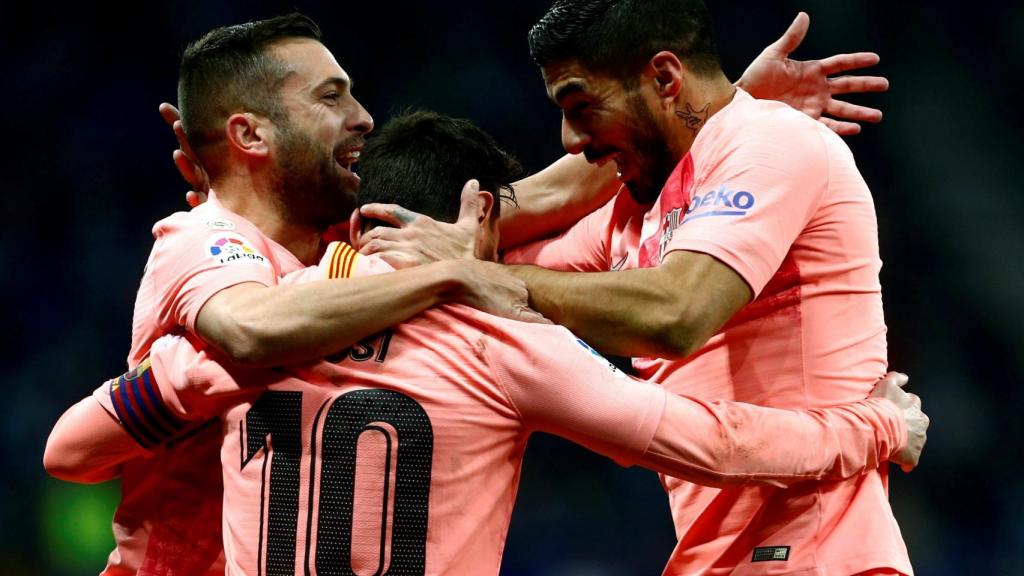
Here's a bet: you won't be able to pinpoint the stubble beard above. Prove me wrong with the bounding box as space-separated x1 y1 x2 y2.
624 91 677 204
271 120 357 231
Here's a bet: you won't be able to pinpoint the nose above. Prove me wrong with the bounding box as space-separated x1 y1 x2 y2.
561 116 590 155
347 98 374 135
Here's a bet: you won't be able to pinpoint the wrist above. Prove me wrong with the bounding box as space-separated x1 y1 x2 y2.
432 260 468 304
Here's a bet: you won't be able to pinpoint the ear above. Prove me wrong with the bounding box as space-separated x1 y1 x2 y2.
455 179 496 228
349 206 364 248
645 51 685 103
224 112 271 160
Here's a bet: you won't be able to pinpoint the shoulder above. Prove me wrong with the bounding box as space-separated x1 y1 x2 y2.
152 203 246 241
701 94 828 160
150 206 272 269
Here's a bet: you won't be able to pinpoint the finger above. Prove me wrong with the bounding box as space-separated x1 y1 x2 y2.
360 203 425 227
819 52 880 76
172 120 201 161
517 306 554 325
767 12 809 56
892 372 910 388
880 371 909 388
825 99 883 123
829 75 889 95
374 252 417 270
158 102 181 126
349 208 364 247
173 150 205 190
907 393 921 409
185 190 202 208
819 116 862 136
455 179 483 226
358 237 401 256
360 225 413 246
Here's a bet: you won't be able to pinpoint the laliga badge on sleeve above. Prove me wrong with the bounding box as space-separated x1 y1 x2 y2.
206 233 270 268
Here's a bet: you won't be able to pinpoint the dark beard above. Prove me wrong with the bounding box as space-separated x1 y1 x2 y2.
272 121 357 231
624 91 677 204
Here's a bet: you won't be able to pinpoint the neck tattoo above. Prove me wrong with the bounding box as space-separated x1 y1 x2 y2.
675 102 710 133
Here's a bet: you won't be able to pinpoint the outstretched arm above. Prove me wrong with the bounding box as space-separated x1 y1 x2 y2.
489 322 928 486
736 12 889 135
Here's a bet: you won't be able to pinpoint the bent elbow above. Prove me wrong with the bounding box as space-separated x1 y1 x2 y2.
648 315 706 360
206 316 273 366
218 336 267 366
43 436 86 482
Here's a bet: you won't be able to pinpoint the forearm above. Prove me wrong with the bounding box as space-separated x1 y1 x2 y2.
500 154 618 248
639 396 906 488
508 264 699 358
200 260 465 367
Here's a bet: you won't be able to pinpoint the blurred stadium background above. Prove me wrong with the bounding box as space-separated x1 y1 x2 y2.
1 0 1021 574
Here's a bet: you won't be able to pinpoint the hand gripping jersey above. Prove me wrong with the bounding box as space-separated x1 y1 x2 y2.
96 241 906 576
507 89 910 575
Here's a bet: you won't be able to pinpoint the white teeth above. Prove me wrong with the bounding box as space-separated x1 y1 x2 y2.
616 171 623 179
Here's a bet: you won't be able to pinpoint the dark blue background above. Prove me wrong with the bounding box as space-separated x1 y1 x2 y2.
2 1 1020 574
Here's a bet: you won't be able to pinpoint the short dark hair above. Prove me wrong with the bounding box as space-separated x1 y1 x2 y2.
357 110 524 223
177 13 321 176
528 0 721 84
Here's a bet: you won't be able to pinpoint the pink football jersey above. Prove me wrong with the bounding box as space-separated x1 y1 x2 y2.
100 190 304 576
94 239 907 576
507 89 910 575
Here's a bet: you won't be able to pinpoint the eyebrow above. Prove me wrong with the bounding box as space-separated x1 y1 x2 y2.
315 76 352 92
552 80 587 104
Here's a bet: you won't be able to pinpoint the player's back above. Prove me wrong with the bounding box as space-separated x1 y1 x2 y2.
206 304 552 575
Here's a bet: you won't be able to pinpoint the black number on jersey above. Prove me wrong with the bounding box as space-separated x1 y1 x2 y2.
242 389 434 576
326 331 394 364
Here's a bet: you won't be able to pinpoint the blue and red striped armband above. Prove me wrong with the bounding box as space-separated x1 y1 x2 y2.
108 359 187 449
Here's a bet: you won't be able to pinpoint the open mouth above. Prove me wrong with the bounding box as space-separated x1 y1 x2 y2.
588 150 619 168
335 149 361 172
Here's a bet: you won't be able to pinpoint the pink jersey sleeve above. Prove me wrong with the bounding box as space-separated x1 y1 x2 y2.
665 116 829 296
502 197 613 271
149 219 279 333
481 319 906 486
280 242 394 285
482 323 665 466
639 395 906 488
90 357 194 450
94 337 262 449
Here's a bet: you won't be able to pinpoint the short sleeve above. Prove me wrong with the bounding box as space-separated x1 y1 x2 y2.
92 356 192 450
481 321 666 466
280 242 394 286
96 336 261 449
151 221 279 333
665 117 829 296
